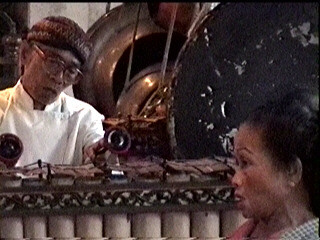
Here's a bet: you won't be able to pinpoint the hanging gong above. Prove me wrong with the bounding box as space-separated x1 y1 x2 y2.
73 3 186 117
168 2 319 159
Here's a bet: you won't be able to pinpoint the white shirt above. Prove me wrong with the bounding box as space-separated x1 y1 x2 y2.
0 81 105 166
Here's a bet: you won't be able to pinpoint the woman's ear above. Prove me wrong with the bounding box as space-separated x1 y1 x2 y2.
287 156 303 187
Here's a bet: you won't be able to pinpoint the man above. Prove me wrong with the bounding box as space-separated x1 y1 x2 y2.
0 16 106 167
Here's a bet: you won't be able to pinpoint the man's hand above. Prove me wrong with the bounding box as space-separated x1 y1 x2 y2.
83 138 107 164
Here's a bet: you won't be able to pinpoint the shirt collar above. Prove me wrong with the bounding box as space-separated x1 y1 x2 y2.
13 79 64 112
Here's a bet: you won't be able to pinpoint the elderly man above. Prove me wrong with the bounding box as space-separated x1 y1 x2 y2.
0 16 106 167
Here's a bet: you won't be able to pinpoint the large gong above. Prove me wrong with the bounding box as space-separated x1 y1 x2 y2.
169 2 319 159
73 3 187 117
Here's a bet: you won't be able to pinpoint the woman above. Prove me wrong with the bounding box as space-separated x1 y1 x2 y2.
229 89 319 239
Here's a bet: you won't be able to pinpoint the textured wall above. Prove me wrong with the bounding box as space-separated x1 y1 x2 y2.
29 3 122 31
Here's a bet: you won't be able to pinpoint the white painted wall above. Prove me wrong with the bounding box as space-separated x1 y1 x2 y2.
29 2 123 31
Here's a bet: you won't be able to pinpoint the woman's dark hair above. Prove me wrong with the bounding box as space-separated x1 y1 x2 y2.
243 89 319 217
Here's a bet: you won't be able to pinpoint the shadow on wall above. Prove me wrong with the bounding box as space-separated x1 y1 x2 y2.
0 3 28 90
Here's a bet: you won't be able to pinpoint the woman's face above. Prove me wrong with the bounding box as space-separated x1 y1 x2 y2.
232 124 290 220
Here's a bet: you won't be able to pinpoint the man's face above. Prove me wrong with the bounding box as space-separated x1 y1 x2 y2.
21 42 82 108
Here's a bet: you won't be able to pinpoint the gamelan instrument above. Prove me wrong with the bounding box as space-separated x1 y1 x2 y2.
0 2 318 239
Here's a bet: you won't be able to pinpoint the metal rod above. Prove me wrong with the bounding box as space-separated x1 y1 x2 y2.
125 3 142 87
159 3 178 90
106 2 111 13
138 3 179 117
138 3 178 117
0 11 17 34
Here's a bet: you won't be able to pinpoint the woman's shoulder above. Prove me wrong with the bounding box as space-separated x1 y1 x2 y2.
281 217 319 240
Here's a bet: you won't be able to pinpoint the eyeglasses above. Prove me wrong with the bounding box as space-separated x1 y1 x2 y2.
32 43 83 84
